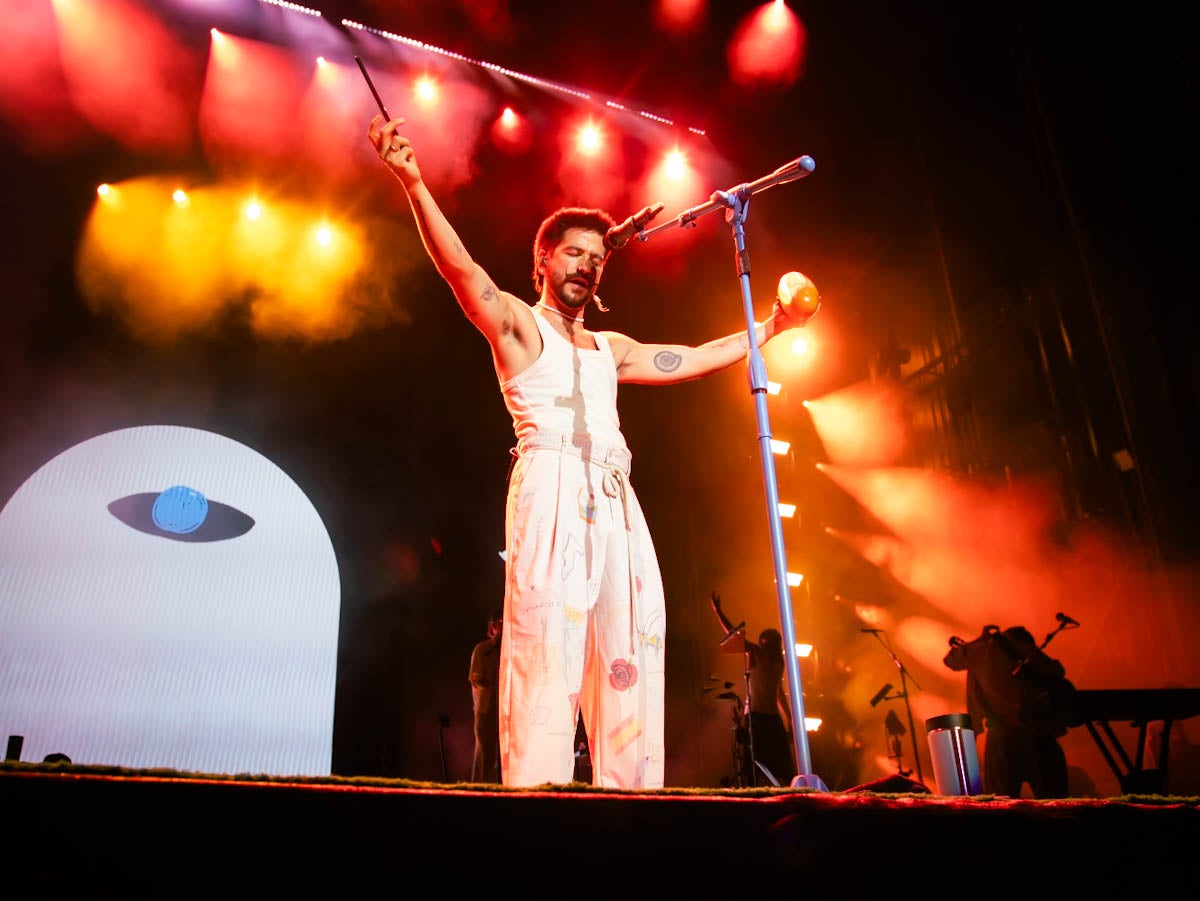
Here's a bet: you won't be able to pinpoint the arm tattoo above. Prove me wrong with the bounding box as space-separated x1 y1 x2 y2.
654 351 683 372
481 284 499 304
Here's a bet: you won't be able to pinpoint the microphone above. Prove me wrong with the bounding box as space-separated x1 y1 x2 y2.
1056 612 1080 627
603 202 665 251
860 628 883 634
869 683 893 708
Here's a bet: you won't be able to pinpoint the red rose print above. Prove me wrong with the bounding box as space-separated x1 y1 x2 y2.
609 659 638 691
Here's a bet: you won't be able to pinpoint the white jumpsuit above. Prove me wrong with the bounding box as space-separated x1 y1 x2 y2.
497 308 666 788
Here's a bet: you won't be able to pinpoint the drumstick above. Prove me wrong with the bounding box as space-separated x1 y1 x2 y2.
355 56 390 120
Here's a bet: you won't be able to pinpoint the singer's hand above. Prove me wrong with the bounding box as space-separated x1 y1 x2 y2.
368 114 421 188
769 296 811 336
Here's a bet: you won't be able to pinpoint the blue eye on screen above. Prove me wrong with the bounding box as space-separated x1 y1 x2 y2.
109 484 254 542
152 485 208 533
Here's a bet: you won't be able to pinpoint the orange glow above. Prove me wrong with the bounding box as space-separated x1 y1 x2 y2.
75 175 400 345
836 595 894 632
818 462 1096 632
727 1 807 88
762 320 825 387
804 380 912 466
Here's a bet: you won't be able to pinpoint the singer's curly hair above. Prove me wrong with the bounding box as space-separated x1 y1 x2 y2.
531 206 615 295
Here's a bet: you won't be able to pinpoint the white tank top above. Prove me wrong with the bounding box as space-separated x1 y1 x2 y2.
499 307 627 450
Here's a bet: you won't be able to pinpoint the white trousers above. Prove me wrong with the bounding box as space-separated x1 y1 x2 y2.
499 433 666 789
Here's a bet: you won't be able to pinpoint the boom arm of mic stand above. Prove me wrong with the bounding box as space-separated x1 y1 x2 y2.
1040 623 1066 650
637 156 816 243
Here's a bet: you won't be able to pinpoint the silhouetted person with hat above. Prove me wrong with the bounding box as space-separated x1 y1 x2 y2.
944 624 1074 798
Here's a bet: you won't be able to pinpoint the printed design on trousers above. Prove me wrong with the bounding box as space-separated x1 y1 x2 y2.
609 658 638 691
638 610 664 660
515 488 536 519
559 532 584 580
530 513 546 558
608 712 643 756
532 615 560 686
577 487 597 524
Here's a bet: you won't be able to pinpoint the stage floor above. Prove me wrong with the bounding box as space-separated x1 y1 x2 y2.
4 762 1200 894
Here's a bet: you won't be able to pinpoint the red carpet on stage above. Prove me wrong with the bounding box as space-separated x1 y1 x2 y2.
5 762 1199 894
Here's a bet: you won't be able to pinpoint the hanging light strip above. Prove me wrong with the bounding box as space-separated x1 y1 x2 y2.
341 18 706 137
258 0 323 17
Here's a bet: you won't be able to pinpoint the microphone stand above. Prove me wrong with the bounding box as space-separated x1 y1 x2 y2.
639 156 825 790
718 622 759 786
863 630 924 784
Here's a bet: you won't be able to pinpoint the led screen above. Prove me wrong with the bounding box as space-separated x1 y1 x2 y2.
0 425 340 776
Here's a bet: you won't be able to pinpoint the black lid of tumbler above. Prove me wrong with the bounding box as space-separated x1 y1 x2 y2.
925 713 974 732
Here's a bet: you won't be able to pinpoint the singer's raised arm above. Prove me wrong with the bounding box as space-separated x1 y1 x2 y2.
367 114 533 364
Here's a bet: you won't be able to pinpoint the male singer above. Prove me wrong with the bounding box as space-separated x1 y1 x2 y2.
367 112 808 788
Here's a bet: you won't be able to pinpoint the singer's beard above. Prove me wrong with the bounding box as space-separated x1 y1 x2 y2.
551 279 593 311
